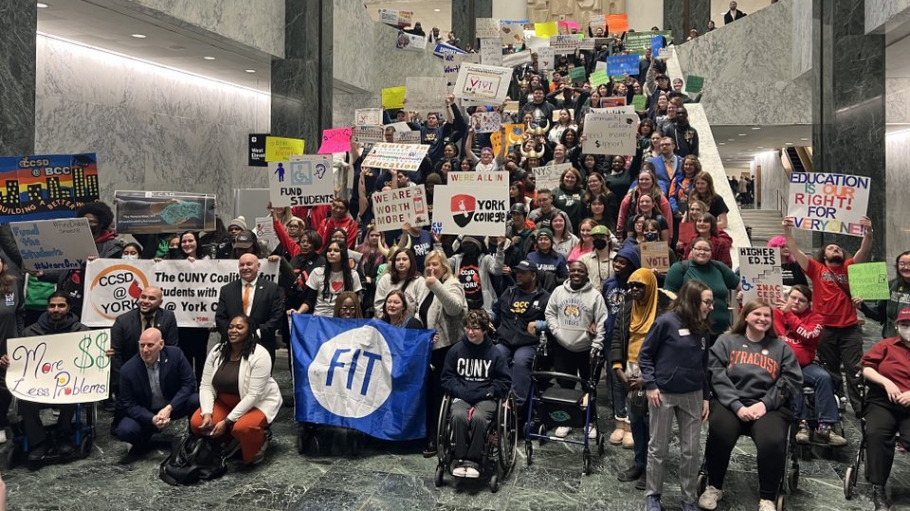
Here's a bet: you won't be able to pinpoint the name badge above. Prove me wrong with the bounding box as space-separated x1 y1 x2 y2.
679 329 690 336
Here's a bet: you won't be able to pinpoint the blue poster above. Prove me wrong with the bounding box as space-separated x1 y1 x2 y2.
607 54 640 76
291 315 434 440
0 153 100 222
652 35 665 57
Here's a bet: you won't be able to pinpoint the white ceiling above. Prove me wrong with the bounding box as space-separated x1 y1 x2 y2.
365 0 452 34
711 125 812 164
36 0 272 92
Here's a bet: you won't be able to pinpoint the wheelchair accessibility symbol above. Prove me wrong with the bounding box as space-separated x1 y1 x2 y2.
740 276 753 291
291 165 313 186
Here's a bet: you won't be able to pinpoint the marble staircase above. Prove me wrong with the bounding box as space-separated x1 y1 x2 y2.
740 207 784 245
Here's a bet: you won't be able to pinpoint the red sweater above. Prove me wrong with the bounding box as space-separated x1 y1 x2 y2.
772 308 824 367
863 337 910 393
682 230 733 268
317 214 358 249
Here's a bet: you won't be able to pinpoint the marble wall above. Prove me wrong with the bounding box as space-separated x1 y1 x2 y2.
526 0 626 25
866 0 910 34
885 130 910 264
35 35 271 216
0 0 37 156
792 0 812 77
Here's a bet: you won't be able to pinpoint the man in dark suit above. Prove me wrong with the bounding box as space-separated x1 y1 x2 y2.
111 286 178 397
724 1 747 24
114 328 197 454
215 253 284 363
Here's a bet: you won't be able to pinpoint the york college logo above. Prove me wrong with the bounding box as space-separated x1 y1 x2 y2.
89 264 149 320
451 194 476 228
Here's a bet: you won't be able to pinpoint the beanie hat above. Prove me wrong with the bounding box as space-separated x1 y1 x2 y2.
229 216 248 230
536 228 554 240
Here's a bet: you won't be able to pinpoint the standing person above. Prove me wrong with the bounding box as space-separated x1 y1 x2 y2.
724 1 747 24
616 168 673 241
863 250 910 339
0 256 24 441
528 189 565 231
699 301 802 511
111 287 180 393
782 215 873 415
579 225 615 291
373 248 427 313
681 213 732 268
294 241 362 317
765 237 808 288
355 225 385 316
646 137 682 194
688 172 729 230
174 231 213 386
638 281 711 511
552 167 586 231
316 198 358 249
449 236 505 311
545 261 608 438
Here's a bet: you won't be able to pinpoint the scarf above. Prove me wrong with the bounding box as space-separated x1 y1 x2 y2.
627 268 659 363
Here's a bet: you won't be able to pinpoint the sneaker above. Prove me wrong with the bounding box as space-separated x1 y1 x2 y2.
0 429 8 444
588 426 598 440
645 495 663 511
452 462 467 478
827 429 847 447
27 442 48 462
617 464 644 482
555 426 572 438
609 420 625 445
698 485 723 510
795 423 810 444
814 423 831 443
251 441 268 465
463 461 480 479
758 499 776 511
422 440 437 458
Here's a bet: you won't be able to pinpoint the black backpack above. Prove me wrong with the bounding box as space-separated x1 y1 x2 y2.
159 435 227 486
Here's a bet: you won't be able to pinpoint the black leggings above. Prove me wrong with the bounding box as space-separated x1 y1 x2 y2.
427 344 453 440
550 339 591 389
178 327 210 387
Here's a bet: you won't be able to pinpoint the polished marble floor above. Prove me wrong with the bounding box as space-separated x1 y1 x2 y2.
4 323 906 511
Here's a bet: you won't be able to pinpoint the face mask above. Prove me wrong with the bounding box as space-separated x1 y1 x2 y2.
122 254 139 260
593 239 608 251
644 232 659 242
898 325 910 342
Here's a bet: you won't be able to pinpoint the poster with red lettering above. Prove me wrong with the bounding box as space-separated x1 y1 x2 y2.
453 63 512 105
738 247 784 305
787 172 870 237
371 185 429 232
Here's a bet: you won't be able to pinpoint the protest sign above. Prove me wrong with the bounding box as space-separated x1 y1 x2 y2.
456 53 481 66
686 75 705 94
265 136 305 162
453 63 512 105
11 218 98 271
595 61 607 73
396 31 426 52
606 14 630 33
501 23 525 45
532 163 572 190
738 247 784 305
592 105 637 115
534 21 558 38
395 131 421 143
432 185 509 237
404 77 448 113
490 123 525 157
569 66 587 85
381 87 406 109
678 222 697 245
503 101 519 113
600 97 628 107
352 126 384 144
248 134 268 167
538 47 555 71
355 108 382 126
254 215 277 252
582 112 640 155
6 329 112 404
632 94 647 111
444 53 460 84
476 18 501 39
787 172 870 236
433 42 465 57
589 14 606 32
371 185 430 232
558 20 581 32
480 38 503 66
0 153 100 222
607 54 640 76
362 143 430 172
379 8 412 27
652 35 664 57
848 262 890 300
578 38 596 51
551 34 583 54
503 50 532 68
448 171 510 187
114 191 216 234
625 32 672 53
470 111 502 133
590 69 609 87
317 127 353 154
82 259 279 327
269 155 334 207
641 242 670 272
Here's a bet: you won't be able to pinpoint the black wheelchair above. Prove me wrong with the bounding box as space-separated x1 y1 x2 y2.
5 398 97 469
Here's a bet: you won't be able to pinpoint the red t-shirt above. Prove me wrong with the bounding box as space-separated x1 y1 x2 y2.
772 308 824 367
803 258 856 328
863 337 910 393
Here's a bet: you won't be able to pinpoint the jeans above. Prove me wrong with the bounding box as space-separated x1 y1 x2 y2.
611 370 628 420
629 395 649 469
792 363 840 424
493 344 536 408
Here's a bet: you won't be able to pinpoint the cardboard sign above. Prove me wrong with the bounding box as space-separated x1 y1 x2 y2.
432 185 509 237
476 18 501 39
82 259 279 327
6 329 112 404
248 134 268 167
379 8 412 27
569 66 587 85
788 172 870 237
532 163 572 191
534 21 558 38
503 101 519 113
538 47 556 71
589 14 606 33
371 185 430 232
503 50 533 67
605 14 630 33
269 155 334 207
352 126 384 144
453 63 513 105
848 262 891 300
641 241 670 272
448 171 510 187
738 247 784 305
396 31 426 52
0 153 101 223
607 54 640 76
481 38 503 66
582 112 640 155
600 97 628 107
501 23 525 45
11 218 98 271
550 34 583 54
471 111 503 133
362 143 430 172
355 108 382 126
317 127 353 154
404 77 448 113
382 87 406 109
114 191 216 234
265 136 305 162
686 75 705 94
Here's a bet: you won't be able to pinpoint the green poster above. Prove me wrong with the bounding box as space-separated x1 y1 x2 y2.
632 94 647 110
569 66 587 84
847 262 891 300
590 70 609 87
686 75 705 94
625 31 673 54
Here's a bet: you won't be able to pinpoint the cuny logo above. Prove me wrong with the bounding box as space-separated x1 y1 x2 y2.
451 194 476 228
89 264 149 320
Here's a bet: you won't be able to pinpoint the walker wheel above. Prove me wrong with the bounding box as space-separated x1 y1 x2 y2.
434 463 445 487
776 494 786 511
525 441 533 466
5 444 22 470
538 425 547 446
597 435 605 456
788 465 799 492
583 452 592 476
490 472 500 493
843 466 855 500
78 436 92 457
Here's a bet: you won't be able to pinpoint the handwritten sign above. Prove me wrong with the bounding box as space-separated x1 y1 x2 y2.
444 53 460 85
453 63 512 105
382 86 406 109
476 18 501 39
490 123 524 157
632 94 647 111
448 171 510 187
471 111 502 133
625 32 673 53
432 185 509 237
787 172 870 237
738 247 784 305
11 218 98 271
589 14 606 33
265 136 305 162
0 153 101 222
371 185 430 232
606 14 630 33
538 47 555 71
355 108 382 126
532 163 572 191
405 77 448 113
582 112 640 155
501 23 525 45
7 329 112 404
607 54 640 76
481 38 503 66
362 143 430 172
848 262 890 300
352 126 384 144
114 191 216 234
590 69 609 87
396 31 427 52
550 34 583 54
317 127 353 154
569 66 587 85
269 155 334 207
395 131 421 143
641 242 670 272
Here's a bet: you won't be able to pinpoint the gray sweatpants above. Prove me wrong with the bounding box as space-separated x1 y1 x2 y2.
646 390 703 504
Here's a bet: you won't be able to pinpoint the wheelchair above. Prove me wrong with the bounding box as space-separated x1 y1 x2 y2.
793 384 847 457
433 393 518 493
5 398 97 469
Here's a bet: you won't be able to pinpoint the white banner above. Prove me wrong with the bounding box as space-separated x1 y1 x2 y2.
404 77 449 113
352 126 384 144
362 143 429 172
379 8 412 27
582 112 640 155
787 172 871 237
481 38 503 66
503 50 533 67
81 259 279 327
453 63 512 105
432 185 509 237
371 185 430 232
7 329 112 404
254 216 277 252
470 111 503 133
532 163 572 191
396 31 427 52
476 18 501 39
447 171 510 188
269 155 334 207
11 218 99 271
738 247 785 305
354 108 382 126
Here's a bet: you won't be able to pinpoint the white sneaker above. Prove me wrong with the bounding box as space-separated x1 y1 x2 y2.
555 426 572 438
758 499 776 511
452 464 467 478
698 485 723 510
588 426 598 440
464 466 480 478
0 430 8 444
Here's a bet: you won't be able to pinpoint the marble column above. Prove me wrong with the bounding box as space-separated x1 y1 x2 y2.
664 0 710 44
452 0 493 50
0 0 37 156
271 0 332 152
811 0 885 256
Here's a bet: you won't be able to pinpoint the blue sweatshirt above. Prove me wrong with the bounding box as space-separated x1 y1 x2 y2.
527 250 568 279
440 335 511 405
638 312 710 397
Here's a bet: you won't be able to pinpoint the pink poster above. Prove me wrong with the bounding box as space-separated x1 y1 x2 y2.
317 127 353 154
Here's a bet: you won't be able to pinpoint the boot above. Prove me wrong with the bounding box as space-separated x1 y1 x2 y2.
609 419 625 445
873 485 892 511
622 420 634 449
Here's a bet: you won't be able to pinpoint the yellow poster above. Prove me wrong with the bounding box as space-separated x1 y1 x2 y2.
489 123 525 157
382 87 406 109
534 21 558 39
265 136 305 162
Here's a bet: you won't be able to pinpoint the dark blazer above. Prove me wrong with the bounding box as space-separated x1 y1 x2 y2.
723 9 746 24
116 346 196 425
215 277 285 349
111 308 179 383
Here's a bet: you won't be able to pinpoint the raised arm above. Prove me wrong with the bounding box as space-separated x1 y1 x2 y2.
854 216 874 263
781 217 810 272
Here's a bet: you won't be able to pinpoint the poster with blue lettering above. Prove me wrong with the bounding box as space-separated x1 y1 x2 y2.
787 171 871 236
607 54 640 76
0 153 100 223
292 316 434 440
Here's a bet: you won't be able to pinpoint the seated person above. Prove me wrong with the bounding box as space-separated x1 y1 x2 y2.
772 285 846 446
190 314 282 465
860 307 910 511
440 310 510 478
114 328 198 454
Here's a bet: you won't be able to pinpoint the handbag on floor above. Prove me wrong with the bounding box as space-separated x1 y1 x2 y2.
159 434 227 485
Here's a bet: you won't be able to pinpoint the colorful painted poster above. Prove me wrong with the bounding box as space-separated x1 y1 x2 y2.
738 247 784 305
470 111 503 133
265 137 305 162
362 143 430 172
404 77 448 113
501 23 525 45
371 185 430 232
0 153 100 222
582 112 640 155
382 87 406 109
453 63 513 105
113 191 216 234
354 109 382 126
379 9 413 27
432 185 509 237
476 18 501 39
11 218 98 271
787 172 870 236
269 155 334 207
317 127 354 154
641 241 670 272
848 262 891 300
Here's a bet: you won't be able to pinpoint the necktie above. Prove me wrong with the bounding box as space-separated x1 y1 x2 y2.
144 316 152 331
243 283 251 313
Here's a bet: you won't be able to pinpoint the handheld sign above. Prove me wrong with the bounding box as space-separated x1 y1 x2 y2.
641 242 670 272
0 153 101 223
607 55 640 76
269 155 334 207
381 87 406 109
686 75 705 94
453 63 513 105
532 163 572 191
11 218 98 271
582 112 640 155
848 262 890 300
787 172 870 237
317 127 353 154
476 18 501 39
354 109 382 127
447 171 509 187
404 77 448 113
265 136 305 162
371 185 430 232
470 111 502 133
362 143 430 172
432 185 509 237
114 191 216 234
738 247 784 305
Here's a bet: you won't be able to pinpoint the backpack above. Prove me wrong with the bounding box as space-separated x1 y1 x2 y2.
159 435 227 486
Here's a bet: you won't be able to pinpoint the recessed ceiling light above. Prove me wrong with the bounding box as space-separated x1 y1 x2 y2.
203 56 215 60
757 146 764 149
727 139 735 142
751 127 761 130
245 69 256 73
434 8 441 12
36 2 49 8
130 33 147 39
738 133 746 136
785 142 794 145
718 142 725 145
800 137 809 141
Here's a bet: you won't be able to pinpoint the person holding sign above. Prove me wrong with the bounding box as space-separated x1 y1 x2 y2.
0 255 22 445
782 215 873 416
766 237 809 288
862 251 910 340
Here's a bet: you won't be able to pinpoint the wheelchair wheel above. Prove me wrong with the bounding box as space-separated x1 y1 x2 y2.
788 465 799 492
537 425 547 446
524 440 533 466
497 398 518 474
776 494 786 511
436 396 453 464
597 434 605 456
844 465 856 499
5 443 22 470
434 463 445 488
490 470 500 493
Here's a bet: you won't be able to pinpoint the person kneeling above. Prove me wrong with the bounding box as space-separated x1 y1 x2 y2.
190 315 282 465
440 310 511 478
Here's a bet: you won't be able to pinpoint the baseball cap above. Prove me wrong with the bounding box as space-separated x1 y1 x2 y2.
514 260 538 273
591 225 611 237
233 230 256 249
510 203 527 215
897 308 910 324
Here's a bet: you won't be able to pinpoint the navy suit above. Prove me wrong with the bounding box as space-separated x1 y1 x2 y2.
215 277 285 363
111 308 179 391
114 346 198 446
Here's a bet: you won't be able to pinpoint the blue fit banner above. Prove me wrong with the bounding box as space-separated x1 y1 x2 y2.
291 315 434 440
607 54 640 76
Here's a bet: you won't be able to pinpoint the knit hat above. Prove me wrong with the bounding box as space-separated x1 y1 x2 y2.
233 230 256 248
229 216 248 230
536 228 554 241
460 236 484 251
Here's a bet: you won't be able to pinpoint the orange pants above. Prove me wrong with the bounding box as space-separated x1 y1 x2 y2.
190 393 268 464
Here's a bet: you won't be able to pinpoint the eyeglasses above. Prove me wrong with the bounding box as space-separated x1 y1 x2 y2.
702 299 715 307
465 325 485 332
899 263 910 269
692 247 712 253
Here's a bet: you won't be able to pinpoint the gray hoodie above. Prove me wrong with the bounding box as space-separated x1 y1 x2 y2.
545 278 608 352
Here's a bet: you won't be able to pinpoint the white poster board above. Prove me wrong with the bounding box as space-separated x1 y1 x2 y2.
396 31 427 52
453 63 512 105
444 53 460 85
11 218 99 271
404 77 449 113
481 38 503 66
476 18 501 39
432 185 509 237
501 23 525 45
355 108 382 126
738 247 785 305
538 47 555 71
371 185 430 232
269 155 334 207
254 216 277 252
362 143 430 172
503 50 533 67
787 172 871 237
447 171 510 187
532 163 572 191
582 112 640 155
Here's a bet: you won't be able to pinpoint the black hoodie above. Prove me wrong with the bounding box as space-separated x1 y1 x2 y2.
23 312 90 337
441 335 511 405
